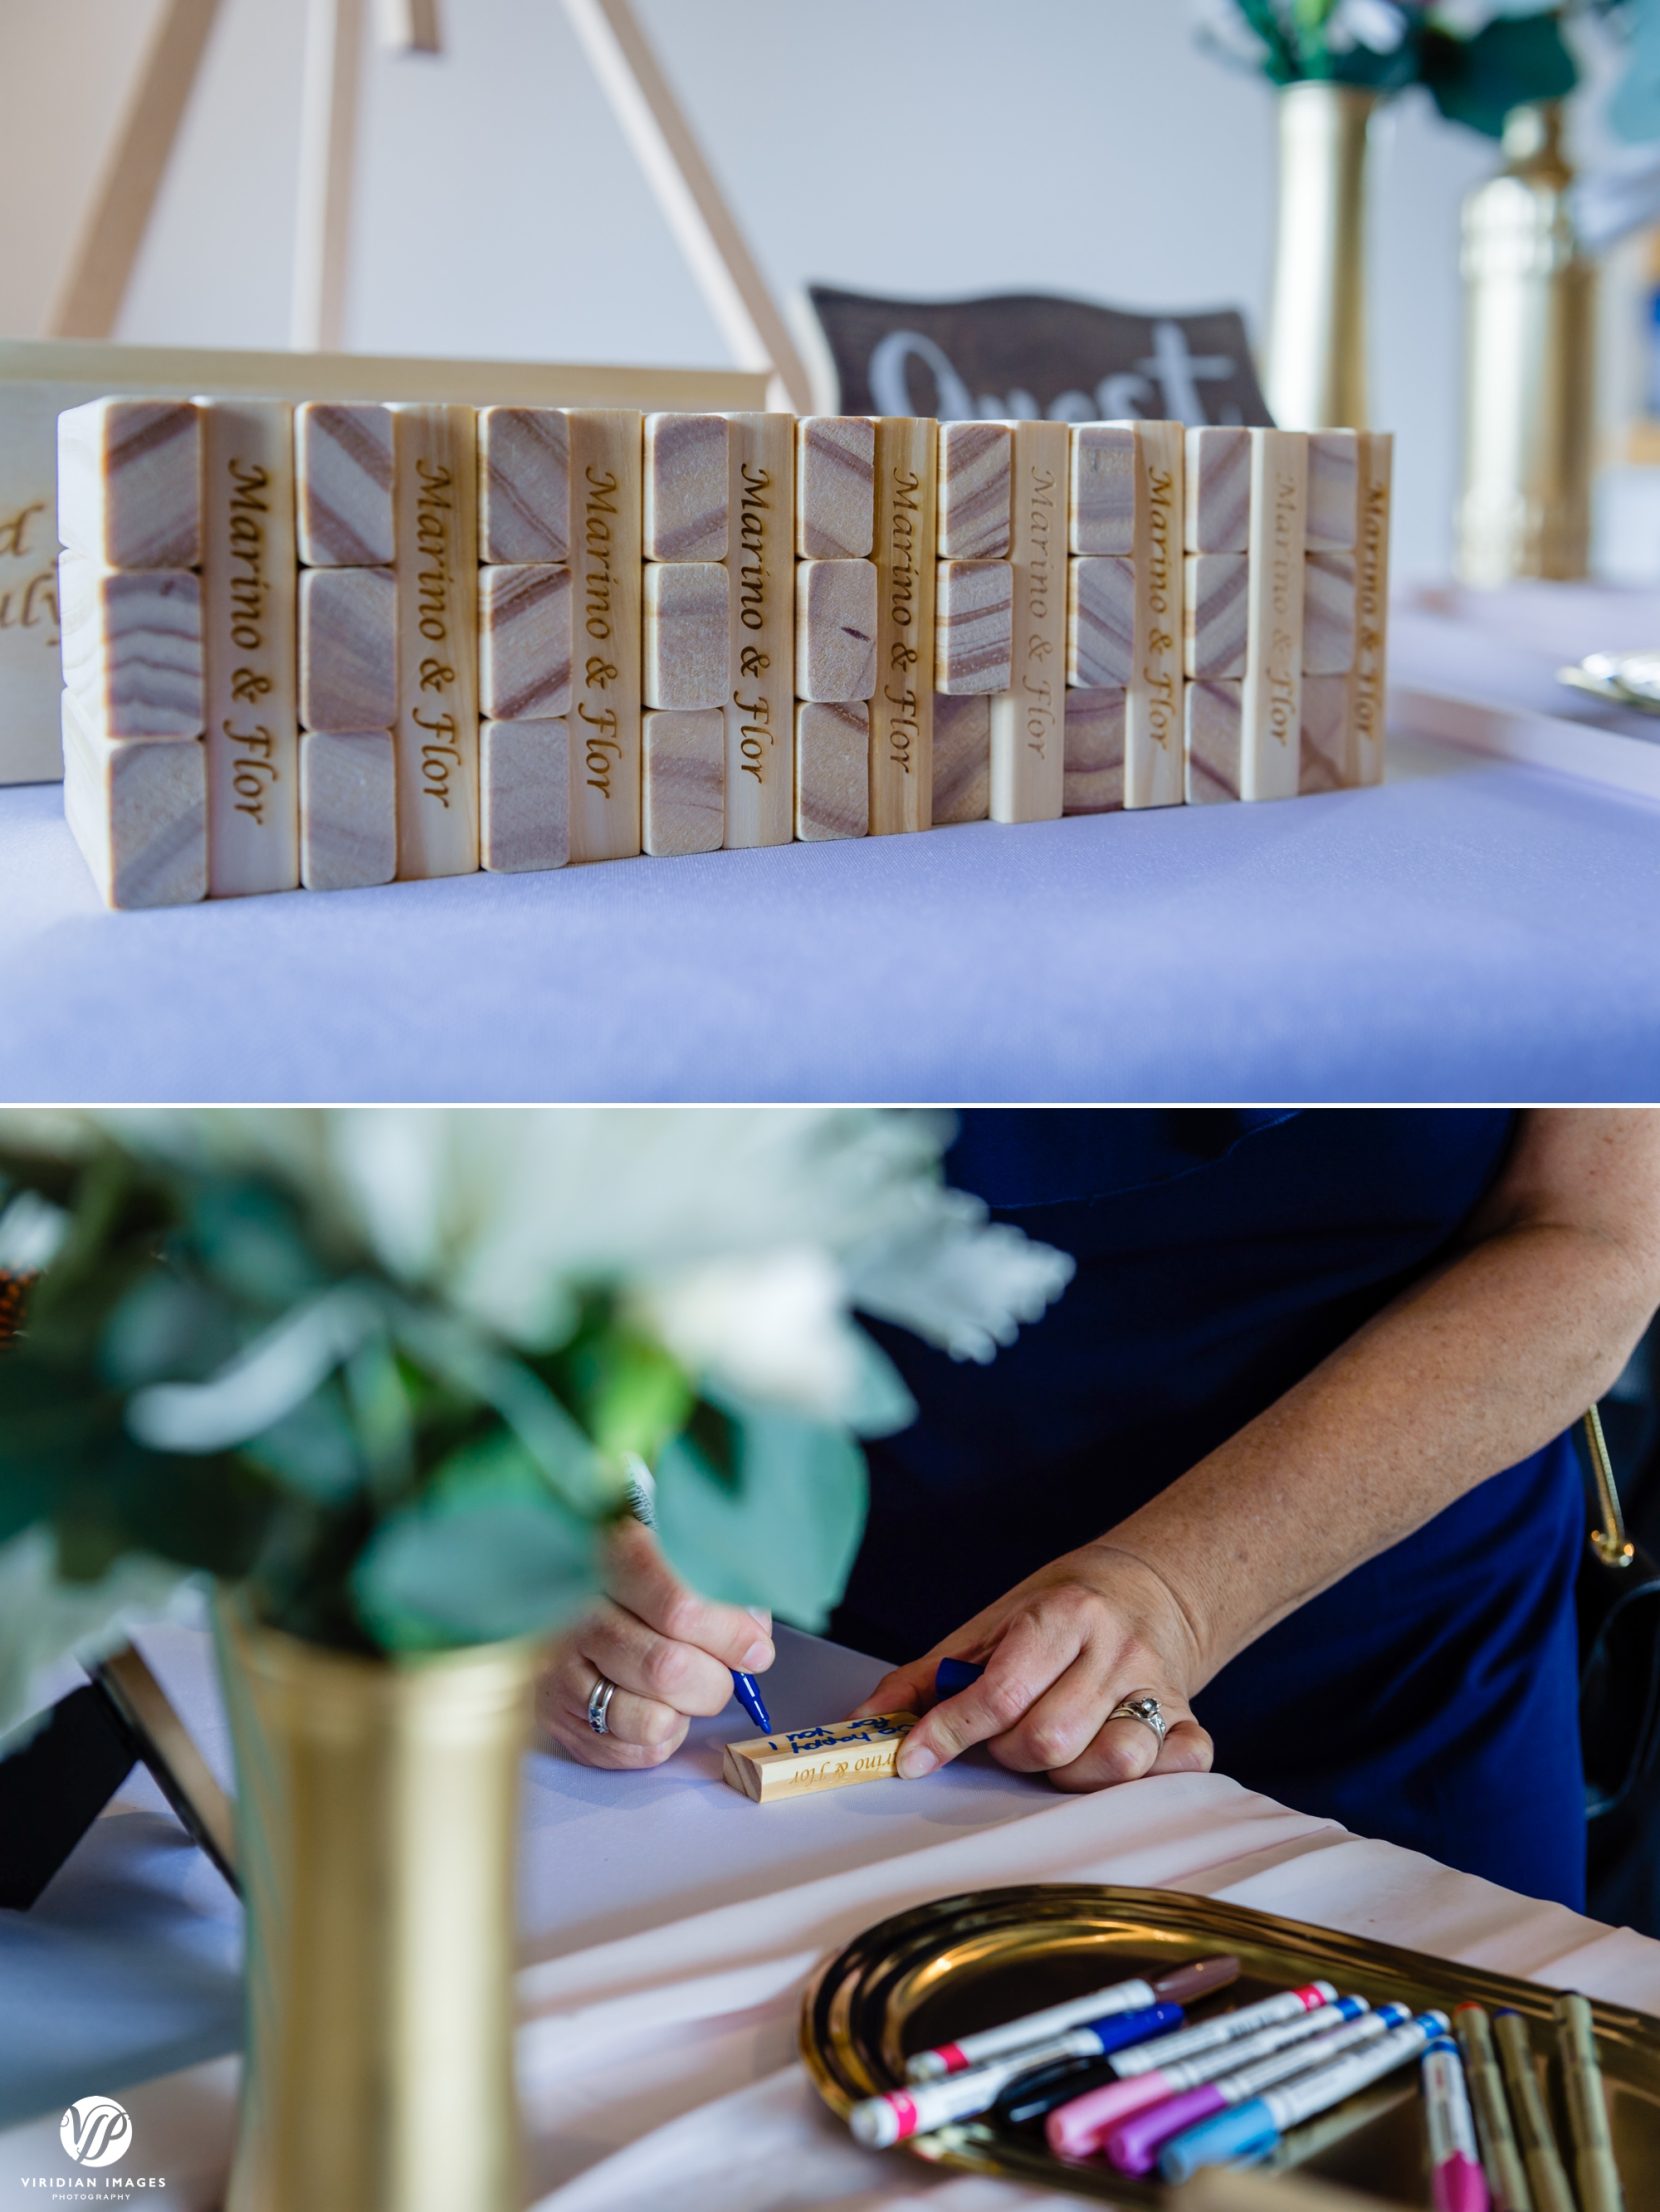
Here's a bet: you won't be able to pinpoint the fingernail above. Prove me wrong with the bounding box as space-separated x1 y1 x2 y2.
747 1606 771 1627
741 1636 773 1671
898 1743 938 1780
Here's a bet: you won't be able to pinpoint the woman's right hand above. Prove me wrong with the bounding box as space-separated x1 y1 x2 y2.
537 1519 775 1770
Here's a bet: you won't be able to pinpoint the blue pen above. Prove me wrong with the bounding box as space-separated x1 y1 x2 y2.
625 1457 773 1734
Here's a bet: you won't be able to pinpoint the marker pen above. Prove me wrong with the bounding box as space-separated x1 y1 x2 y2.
1156 2009 1448 2185
625 1457 772 1734
1047 1995 1369 2159
850 2002 1182 2148
1423 2035 1489 2212
1554 1992 1626 2212
904 1954 1239 2081
1105 2002 1409 2176
1109 1979 1337 2076
1494 2010 1576 2212
1453 2006 1530 2212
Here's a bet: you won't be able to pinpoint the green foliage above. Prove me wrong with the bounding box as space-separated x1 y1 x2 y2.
1422 15 1580 136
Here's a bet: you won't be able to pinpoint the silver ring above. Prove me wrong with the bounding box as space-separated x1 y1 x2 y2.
586 1674 618 1736
1109 1694 1167 1749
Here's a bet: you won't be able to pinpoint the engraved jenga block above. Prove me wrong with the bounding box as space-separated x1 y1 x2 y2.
1306 430 1360 552
1069 423 1135 555
392 403 480 876
795 416 875 560
1186 678 1242 805
990 419 1067 824
870 416 937 833
643 560 730 710
477 406 570 564
198 398 299 897
57 397 202 570
1303 550 1356 676
1349 432 1393 787
299 728 397 892
61 689 206 909
299 568 396 732
567 410 643 860
643 707 724 855
1067 556 1134 690
59 551 203 738
794 699 867 841
1241 428 1307 803
481 718 570 872
932 694 990 825
1300 674 1350 795
796 558 877 703
935 560 1012 695
937 422 1011 559
1183 426 1250 555
1063 689 1126 815
296 403 395 567
722 1713 917 1801
643 413 729 562
478 564 572 721
1183 553 1248 681
1125 420 1184 811
725 413 795 846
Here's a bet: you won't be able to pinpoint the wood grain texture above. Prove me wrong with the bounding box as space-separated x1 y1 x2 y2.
643 707 724 854
795 416 875 559
1299 674 1350 796
724 413 794 845
795 558 877 704
989 420 1067 824
299 727 397 891
481 718 570 872
1125 420 1184 810
567 409 643 861
1303 550 1356 676
931 693 989 825
722 1713 915 1801
870 416 937 833
644 412 729 561
1183 425 1250 554
937 421 1011 559
198 399 298 896
1069 422 1135 555
1062 687 1126 815
1066 556 1134 690
794 699 867 841
935 559 1011 696
643 559 730 710
296 402 395 566
57 397 202 570
299 566 396 731
1183 552 1248 681
478 564 572 721
1349 432 1393 787
1241 428 1307 803
1306 429 1360 552
391 402 479 876
59 552 203 738
477 406 570 564
1186 676 1242 805
61 688 206 909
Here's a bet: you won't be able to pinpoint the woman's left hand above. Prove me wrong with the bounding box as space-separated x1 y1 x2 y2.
848 1541 1215 1788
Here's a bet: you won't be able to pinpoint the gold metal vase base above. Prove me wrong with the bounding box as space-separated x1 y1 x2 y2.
216 1607 536 2212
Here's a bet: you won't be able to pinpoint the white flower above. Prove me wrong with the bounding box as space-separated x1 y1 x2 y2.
1328 0 1416 54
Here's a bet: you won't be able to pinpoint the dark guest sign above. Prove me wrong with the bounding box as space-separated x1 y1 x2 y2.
804 286 1274 428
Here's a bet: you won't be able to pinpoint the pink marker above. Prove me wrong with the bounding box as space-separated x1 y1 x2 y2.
1424 2036 1489 2212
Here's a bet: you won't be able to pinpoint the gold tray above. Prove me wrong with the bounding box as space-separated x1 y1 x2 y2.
799 1884 1660 2204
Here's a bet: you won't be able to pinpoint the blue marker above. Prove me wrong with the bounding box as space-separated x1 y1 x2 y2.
626 1457 772 1734
935 1655 985 1698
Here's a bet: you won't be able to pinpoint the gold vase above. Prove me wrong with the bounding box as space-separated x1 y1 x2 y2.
1457 102 1595 585
1263 82 1377 430
216 1605 536 2212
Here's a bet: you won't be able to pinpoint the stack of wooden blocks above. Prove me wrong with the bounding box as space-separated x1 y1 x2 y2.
54 398 1392 909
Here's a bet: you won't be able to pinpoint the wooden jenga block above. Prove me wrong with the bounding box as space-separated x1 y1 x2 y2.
59 551 203 737
1069 422 1135 555
1183 426 1251 555
1306 430 1360 552
643 560 730 710
795 558 877 703
1349 432 1393 787
1183 553 1249 681
1303 550 1356 675
1186 678 1243 805
478 564 572 721
989 419 1067 824
725 413 795 846
299 728 397 892
1125 420 1184 810
722 1713 917 1801
1067 556 1134 690
643 707 724 855
931 694 990 825
198 398 299 897
870 416 937 834
1240 428 1307 803
935 559 1012 695
643 413 729 562
477 406 570 564
296 403 395 567
795 416 875 560
794 699 867 841
564 410 642 862
1063 688 1126 815
391 403 479 876
61 689 206 909
937 421 1011 559
299 567 396 731
481 718 570 872
1300 674 1350 795
57 396 202 570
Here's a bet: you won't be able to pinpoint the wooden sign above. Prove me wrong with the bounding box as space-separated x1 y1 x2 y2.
804 287 1273 431
723 1712 916 1802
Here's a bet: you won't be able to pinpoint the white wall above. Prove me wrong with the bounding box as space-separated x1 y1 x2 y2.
0 0 1573 576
